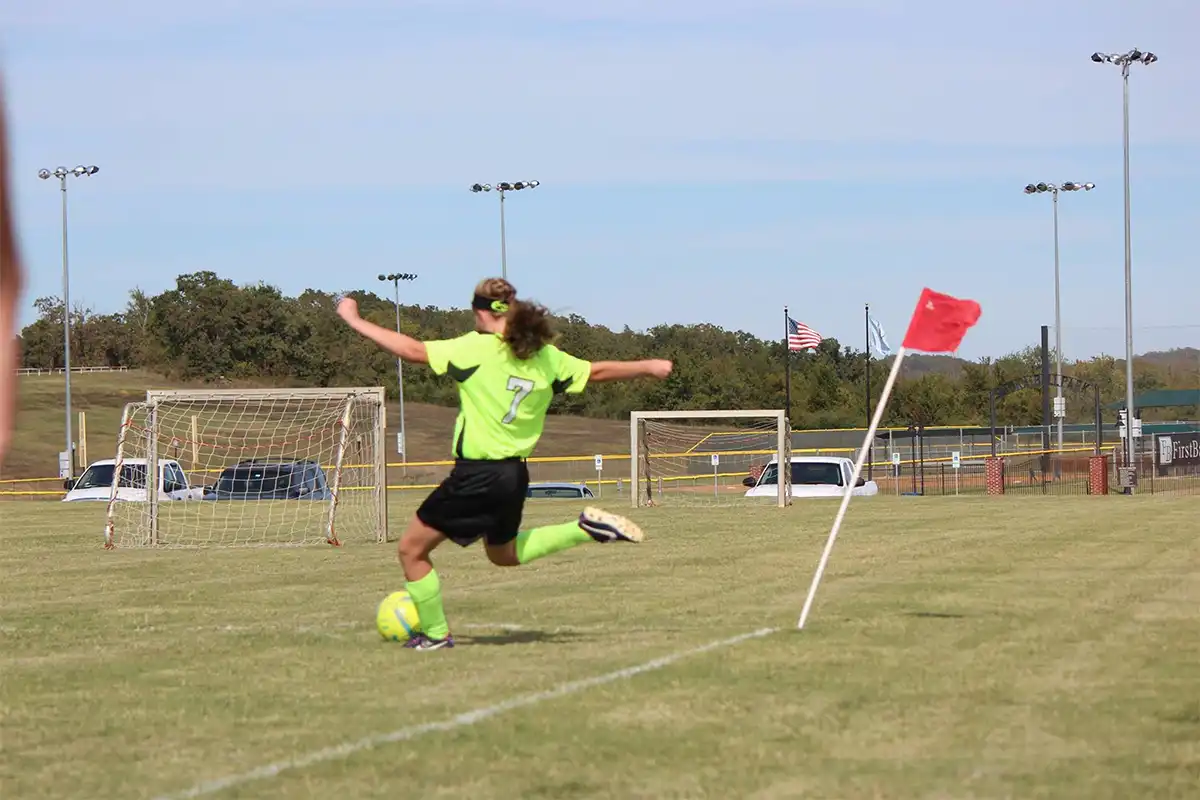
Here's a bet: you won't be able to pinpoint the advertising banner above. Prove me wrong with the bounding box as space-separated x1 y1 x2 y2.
1156 433 1200 467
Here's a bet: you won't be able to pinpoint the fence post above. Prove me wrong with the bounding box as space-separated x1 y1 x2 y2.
1088 454 1109 495
985 457 1004 496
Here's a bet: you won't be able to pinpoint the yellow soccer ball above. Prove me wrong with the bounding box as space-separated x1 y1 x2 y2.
376 590 422 641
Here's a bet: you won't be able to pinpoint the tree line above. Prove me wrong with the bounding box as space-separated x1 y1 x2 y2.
16 271 1199 427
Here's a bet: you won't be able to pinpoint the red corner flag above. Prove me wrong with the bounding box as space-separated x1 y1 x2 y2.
797 285 982 630
901 288 982 353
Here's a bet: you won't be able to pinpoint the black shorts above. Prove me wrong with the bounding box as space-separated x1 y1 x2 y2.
416 459 530 548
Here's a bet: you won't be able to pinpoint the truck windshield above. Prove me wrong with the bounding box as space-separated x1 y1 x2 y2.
757 462 844 487
74 464 149 490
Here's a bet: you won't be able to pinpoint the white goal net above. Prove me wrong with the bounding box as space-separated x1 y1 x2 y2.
104 388 388 548
630 410 791 507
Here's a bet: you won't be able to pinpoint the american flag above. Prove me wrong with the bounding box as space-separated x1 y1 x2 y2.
787 316 823 351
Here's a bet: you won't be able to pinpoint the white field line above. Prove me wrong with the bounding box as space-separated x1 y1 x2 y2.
154 626 779 800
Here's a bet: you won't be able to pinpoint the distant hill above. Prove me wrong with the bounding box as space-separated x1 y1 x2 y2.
1139 347 1200 372
891 348 1198 383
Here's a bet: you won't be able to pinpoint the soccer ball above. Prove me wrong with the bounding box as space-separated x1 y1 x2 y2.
376 590 422 641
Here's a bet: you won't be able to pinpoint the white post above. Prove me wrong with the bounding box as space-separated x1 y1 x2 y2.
325 396 356 545
105 402 139 548
776 412 788 508
373 393 388 543
78 410 88 469
148 403 160 546
629 414 640 509
711 452 719 497
798 347 908 629
594 454 603 499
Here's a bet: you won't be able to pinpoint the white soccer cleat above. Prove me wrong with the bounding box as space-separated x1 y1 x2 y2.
579 507 644 544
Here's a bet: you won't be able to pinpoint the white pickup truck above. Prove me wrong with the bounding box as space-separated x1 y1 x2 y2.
742 455 879 499
62 458 204 503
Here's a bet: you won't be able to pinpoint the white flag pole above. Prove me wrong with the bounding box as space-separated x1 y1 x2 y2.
797 345 908 629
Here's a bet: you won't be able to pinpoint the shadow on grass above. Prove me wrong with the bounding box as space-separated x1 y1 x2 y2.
905 611 967 619
457 629 591 646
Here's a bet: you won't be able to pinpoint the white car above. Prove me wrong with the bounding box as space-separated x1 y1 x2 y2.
742 455 879 499
62 458 203 503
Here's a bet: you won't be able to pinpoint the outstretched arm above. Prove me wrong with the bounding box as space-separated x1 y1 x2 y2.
0 76 23 469
589 359 673 383
336 297 429 364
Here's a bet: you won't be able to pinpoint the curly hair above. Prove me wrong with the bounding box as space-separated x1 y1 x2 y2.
473 278 555 360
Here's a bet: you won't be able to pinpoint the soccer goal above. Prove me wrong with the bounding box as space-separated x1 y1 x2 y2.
630 410 791 507
104 388 388 548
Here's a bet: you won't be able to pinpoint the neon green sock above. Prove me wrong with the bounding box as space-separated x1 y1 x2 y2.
405 569 450 640
515 520 593 564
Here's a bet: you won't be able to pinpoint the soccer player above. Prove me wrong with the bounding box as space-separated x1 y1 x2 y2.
337 278 672 651
0 75 23 469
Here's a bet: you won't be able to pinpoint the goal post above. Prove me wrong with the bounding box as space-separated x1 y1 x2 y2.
104 387 388 548
630 410 791 507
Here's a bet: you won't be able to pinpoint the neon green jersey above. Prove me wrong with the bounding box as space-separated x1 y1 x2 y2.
424 332 592 460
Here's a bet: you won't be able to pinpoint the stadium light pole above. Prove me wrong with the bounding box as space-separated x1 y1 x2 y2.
377 272 418 469
469 181 540 281
1023 181 1095 455
1091 47 1156 482
37 164 99 480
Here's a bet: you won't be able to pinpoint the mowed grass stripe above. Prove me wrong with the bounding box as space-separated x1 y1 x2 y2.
1 496 1196 799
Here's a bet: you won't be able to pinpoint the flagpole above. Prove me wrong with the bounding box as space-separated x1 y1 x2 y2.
783 306 792 423
865 303 873 481
798 345 908 630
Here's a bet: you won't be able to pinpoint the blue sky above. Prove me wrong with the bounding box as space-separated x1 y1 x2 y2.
3 0 1197 362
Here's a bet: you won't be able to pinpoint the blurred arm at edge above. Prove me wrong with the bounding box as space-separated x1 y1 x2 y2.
0 71 25 470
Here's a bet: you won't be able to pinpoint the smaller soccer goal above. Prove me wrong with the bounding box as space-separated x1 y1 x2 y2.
630 410 791 507
103 388 388 548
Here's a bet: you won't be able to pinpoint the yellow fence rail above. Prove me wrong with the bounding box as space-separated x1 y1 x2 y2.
1 445 1116 497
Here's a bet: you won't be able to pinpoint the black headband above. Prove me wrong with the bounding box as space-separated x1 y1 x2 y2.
472 293 510 314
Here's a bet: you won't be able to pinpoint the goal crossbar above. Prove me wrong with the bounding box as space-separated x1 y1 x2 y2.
630 410 791 508
144 388 388 402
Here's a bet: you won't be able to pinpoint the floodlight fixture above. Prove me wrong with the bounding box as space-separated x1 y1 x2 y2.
469 179 542 280
1091 49 1158 68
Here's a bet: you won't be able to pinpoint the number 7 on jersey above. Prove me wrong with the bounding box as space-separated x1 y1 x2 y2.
503 376 535 424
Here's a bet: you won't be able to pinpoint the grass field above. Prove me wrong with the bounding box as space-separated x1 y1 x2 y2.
2 495 1197 799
